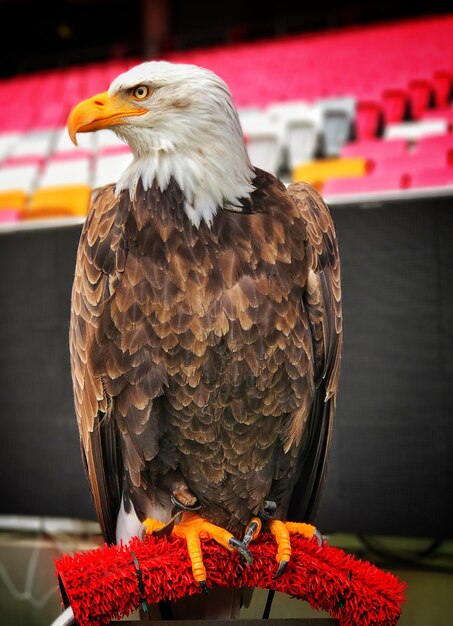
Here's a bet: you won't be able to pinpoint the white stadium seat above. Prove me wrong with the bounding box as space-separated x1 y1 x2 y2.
93 152 134 189
39 157 92 188
384 119 449 141
8 130 56 159
54 127 96 154
317 96 356 157
96 129 131 151
266 100 322 169
0 163 40 193
239 108 282 175
0 132 22 159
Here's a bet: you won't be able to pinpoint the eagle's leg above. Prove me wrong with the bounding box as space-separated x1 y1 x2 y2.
242 499 275 546
268 519 321 577
243 516 262 547
169 511 253 591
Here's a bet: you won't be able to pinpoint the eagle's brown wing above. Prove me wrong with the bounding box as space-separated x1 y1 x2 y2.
286 181 342 522
70 185 127 544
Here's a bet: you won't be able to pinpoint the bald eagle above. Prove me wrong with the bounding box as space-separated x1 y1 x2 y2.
67 61 342 591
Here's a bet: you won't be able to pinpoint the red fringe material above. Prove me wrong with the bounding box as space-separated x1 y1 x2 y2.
55 532 406 625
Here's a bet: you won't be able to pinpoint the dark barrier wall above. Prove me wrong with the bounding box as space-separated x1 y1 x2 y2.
0 193 452 538
0 225 94 520
317 194 453 538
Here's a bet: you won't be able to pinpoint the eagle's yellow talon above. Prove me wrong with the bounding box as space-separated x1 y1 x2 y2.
269 519 292 563
285 521 317 539
268 520 320 573
171 511 252 583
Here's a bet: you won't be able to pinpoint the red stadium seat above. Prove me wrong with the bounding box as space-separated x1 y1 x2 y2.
408 79 434 120
354 101 382 140
381 88 408 125
432 70 453 109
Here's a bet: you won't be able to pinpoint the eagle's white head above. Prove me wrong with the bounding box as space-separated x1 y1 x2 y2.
68 61 255 226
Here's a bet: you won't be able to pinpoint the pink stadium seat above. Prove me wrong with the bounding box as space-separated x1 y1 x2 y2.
323 172 407 196
52 148 93 161
33 102 68 129
3 155 45 169
341 138 408 159
98 145 133 157
370 151 448 177
409 167 453 188
0 209 21 223
414 133 453 156
421 108 453 126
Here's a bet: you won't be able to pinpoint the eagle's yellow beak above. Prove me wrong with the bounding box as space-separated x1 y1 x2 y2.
67 91 147 145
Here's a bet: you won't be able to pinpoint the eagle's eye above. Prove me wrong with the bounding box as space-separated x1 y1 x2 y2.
132 85 150 100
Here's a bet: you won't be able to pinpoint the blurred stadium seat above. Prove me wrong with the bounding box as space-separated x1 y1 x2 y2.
323 172 407 196
354 101 383 140
317 96 356 157
341 138 409 159
93 149 133 189
240 108 282 174
409 166 453 188
292 157 368 191
25 155 93 219
408 78 434 120
266 100 321 170
0 162 40 211
384 119 449 140
415 133 453 154
381 88 409 125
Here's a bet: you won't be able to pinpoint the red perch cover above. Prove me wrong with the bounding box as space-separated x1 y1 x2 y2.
55 530 406 626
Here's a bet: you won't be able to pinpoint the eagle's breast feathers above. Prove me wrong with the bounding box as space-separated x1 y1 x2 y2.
70 168 341 541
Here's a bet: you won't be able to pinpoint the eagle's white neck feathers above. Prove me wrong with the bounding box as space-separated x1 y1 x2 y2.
108 61 255 227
